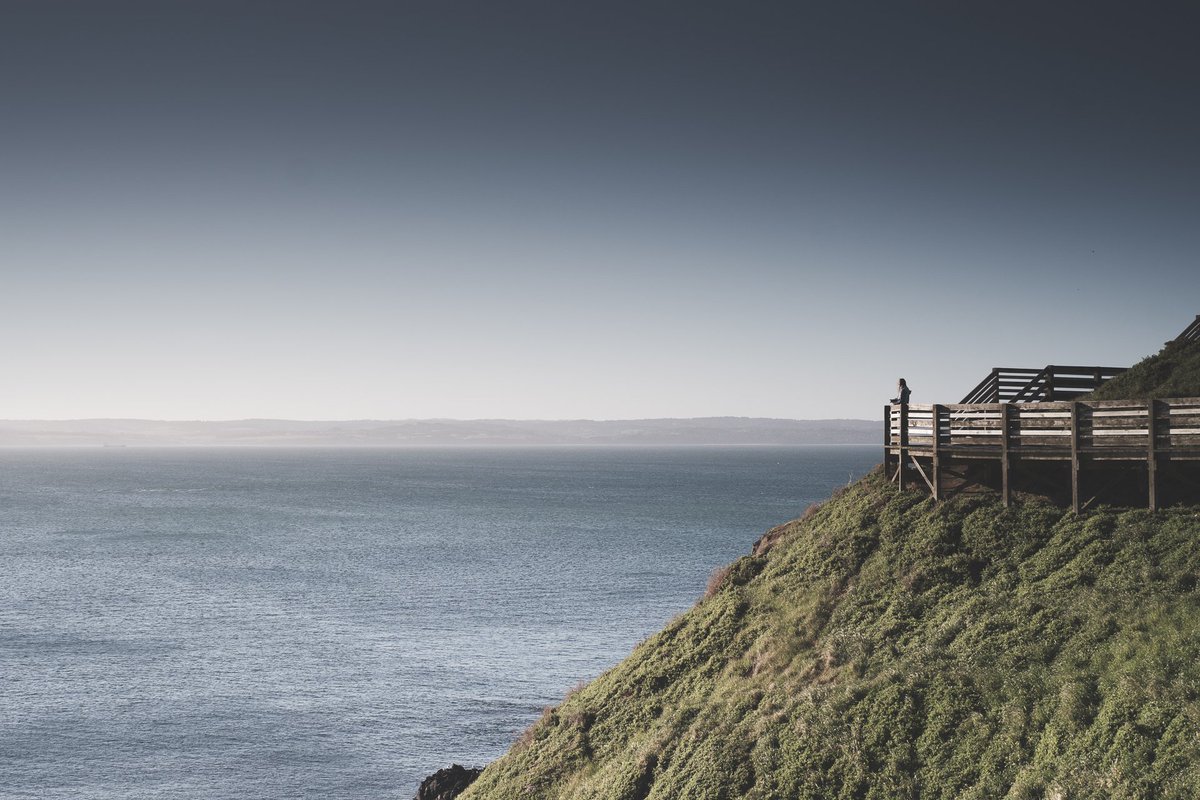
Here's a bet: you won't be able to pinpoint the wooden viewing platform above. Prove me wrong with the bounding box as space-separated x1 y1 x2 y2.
886 315 1200 511
885 399 1200 511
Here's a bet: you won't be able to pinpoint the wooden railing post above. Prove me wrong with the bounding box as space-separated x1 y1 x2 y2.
1070 402 1081 513
883 404 892 479
898 403 908 491
1147 399 1158 512
1000 403 1011 506
931 404 943 502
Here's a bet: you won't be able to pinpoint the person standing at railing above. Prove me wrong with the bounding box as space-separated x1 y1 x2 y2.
890 378 911 405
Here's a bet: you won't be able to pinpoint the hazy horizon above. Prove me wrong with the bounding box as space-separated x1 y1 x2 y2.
4 1 1197 420
0 414 874 422
0 417 880 446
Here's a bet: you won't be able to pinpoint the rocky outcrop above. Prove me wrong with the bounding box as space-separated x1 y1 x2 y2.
414 764 482 800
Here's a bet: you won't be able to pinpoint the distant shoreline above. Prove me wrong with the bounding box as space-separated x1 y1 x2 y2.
0 442 881 449
0 417 879 447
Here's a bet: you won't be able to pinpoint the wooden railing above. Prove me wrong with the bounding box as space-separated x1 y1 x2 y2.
959 315 1194 405
889 399 1200 459
959 368 1043 403
1008 365 1128 402
959 366 1126 403
1173 314 1200 344
886 398 1200 510
906 315 1199 509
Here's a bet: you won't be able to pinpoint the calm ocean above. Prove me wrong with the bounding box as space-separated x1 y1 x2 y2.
0 445 878 799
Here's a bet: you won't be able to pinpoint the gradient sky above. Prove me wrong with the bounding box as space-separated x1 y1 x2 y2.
3 1 1197 420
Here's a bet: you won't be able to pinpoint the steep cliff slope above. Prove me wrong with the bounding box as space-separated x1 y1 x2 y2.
463 472 1200 799
457 331 1200 799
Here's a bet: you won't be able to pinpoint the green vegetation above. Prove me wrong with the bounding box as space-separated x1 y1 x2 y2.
459 335 1200 798
1089 338 1200 400
464 473 1200 799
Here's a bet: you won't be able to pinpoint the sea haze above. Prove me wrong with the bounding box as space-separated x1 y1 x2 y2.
0 446 879 798
0 418 878 447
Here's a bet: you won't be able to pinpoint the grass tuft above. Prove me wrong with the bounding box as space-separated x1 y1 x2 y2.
704 564 733 599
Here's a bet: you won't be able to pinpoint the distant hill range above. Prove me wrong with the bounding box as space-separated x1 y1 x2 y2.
0 417 878 447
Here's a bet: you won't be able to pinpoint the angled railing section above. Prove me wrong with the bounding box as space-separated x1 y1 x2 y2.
1007 365 1128 403
957 314 1200 404
959 368 1043 403
1172 314 1200 344
960 365 1125 403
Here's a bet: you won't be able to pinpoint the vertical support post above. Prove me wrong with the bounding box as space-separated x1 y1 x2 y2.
1045 366 1055 402
884 404 895 480
931 404 943 502
1000 403 1011 507
1147 399 1158 512
898 403 909 491
1070 401 1081 514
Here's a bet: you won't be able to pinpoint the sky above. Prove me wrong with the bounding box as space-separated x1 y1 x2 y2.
2 1 1197 421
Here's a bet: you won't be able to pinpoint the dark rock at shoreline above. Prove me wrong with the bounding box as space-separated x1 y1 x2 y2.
414 764 482 800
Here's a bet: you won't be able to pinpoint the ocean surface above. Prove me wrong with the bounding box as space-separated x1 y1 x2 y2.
0 446 878 799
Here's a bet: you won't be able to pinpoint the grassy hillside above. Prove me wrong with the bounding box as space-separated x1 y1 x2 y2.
1089 337 1200 400
463 472 1200 799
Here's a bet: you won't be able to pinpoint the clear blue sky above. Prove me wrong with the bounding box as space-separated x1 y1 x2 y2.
2 1 1197 420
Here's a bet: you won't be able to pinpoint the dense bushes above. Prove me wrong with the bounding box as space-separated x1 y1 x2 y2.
1089 338 1200 400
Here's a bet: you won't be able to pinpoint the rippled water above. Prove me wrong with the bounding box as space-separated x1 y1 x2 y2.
0 445 878 799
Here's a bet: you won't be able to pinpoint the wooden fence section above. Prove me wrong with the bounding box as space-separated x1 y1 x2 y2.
958 366 1126 404
1008 366 1128 402
886 399 1200 510
1174 314 1200 344
959 368 1043 404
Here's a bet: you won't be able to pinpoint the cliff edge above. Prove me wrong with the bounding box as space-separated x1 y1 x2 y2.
462 474 1199 798
449 336 1200 798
